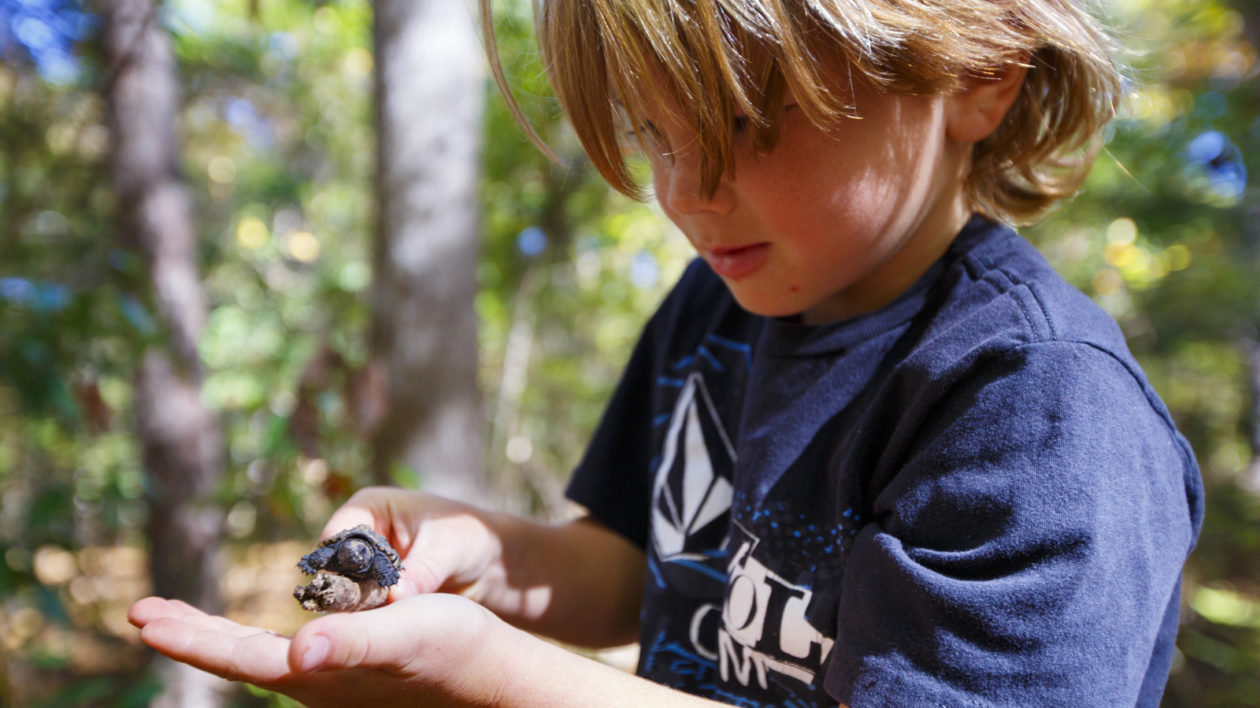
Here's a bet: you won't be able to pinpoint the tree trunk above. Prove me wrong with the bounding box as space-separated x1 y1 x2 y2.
102 1 227 705
370 0 487 501
1244 336 1260 492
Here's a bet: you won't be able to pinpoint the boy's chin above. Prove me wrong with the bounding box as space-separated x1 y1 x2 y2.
725 289 809 321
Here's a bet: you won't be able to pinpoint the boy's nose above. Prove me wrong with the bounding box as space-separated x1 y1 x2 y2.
657 149 735 216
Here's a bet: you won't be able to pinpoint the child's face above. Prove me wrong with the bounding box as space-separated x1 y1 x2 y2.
644 79 972 324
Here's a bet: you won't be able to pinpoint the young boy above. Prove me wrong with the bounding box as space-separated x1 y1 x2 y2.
129 0 1203 706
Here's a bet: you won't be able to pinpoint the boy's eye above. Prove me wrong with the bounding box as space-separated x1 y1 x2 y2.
636 120 667 150
731 104 796 137
618 118 668 153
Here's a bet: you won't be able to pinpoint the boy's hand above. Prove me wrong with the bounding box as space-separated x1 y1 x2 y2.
315 488 647 649
128 593 514 708
129 592 724 708
319 487 505 599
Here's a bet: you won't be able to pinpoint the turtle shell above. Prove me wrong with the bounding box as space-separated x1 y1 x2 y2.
298 524 403 587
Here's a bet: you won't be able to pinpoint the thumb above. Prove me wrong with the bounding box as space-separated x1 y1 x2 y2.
288 594 493 675
289 604 403 674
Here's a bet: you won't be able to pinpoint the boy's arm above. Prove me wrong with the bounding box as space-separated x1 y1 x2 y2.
128 593 728 708
467 514 647 647
498 618 731 707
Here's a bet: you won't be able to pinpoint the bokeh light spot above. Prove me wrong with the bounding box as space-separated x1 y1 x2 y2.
1165 244 1192 271
287 230 321 262
630 250 659 289
344 47 373 77
1093 269 1124 296
33 545 77 586
236 217 269 250
207 155 237 184
1106 217 1138 245
516 226 546 257
1191 586 1260 628
1105 241 1139 269
506 435 533 464
313 6 340 34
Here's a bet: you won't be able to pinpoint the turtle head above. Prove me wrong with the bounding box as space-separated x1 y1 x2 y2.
334 538 373 575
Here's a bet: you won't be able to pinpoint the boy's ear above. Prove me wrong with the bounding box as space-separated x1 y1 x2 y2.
945 60 1029 143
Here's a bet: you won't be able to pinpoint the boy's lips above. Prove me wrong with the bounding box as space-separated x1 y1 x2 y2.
705 243 770 280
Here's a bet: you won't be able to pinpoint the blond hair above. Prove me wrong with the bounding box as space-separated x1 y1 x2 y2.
483 0 1123 225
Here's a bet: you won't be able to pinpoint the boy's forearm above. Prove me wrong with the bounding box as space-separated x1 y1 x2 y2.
467 512 646 647
491 623 724 708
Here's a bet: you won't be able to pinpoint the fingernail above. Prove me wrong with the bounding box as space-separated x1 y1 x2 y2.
299 635 330 673
388 578 418 603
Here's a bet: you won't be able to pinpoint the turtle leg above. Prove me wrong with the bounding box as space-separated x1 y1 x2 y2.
372 554 401 587
298 545 336 575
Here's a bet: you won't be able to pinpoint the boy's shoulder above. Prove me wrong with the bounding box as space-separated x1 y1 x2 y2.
911 217 1190 457
926 216 1137 368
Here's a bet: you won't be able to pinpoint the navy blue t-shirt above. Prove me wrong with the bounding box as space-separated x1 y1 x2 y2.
567 216 1203 707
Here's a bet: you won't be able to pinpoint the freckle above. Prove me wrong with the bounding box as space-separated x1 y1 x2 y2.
789 285 800 293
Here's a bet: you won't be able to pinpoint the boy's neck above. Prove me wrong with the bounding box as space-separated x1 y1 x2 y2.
799 198 972 325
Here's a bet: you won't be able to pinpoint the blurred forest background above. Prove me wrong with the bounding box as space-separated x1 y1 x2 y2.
0 0 1256 705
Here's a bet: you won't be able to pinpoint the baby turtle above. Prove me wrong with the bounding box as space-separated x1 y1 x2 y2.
294 571 389 613
298 524 403 588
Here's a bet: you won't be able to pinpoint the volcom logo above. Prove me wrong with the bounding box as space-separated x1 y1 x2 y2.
651 372 735 561
695 523 835 690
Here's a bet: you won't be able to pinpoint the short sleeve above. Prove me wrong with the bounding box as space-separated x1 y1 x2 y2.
825 342 1200 707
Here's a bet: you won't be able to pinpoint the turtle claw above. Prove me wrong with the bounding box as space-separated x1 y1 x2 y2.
298 545 336 575
373 553 401 587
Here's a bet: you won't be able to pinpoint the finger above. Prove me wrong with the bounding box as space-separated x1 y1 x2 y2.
387 577 420 603
288 594 488 675
129 596 172 627
321 490 488 594
129 596 200 627
321 487 399 540
402 508 499 594
129 597 256 639
139 613 293 684
399 549 456 595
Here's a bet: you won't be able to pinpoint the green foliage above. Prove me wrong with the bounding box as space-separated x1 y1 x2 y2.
241 682 305 708
0 27 148 571
30 670 161 708
2 0 379 702
165 0 380 534
477 0 696 511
